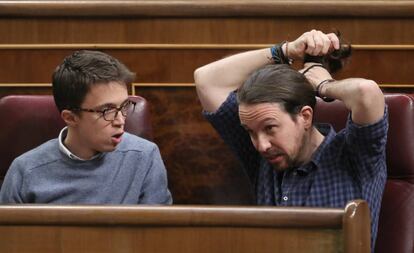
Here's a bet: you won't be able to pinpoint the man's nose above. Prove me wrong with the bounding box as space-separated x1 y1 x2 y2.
255 134 271 153
112 110 126 126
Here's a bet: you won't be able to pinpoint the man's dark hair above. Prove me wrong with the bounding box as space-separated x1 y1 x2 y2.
52 50 136 112
304 30 352 74
237 64 316 119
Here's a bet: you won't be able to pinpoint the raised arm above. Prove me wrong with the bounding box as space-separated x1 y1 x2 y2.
194 49 271 112
303 63 385 125
194 30 340 112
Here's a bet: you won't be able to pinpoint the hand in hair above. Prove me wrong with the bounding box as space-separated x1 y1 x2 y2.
304 30 352 74
287 29 340 60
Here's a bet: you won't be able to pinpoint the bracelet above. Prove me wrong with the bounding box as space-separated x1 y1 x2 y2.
302 64 324 75
316 79 335 102
270 41 292 65
280 41 293 65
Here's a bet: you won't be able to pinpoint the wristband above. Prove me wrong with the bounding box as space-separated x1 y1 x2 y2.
280 41 293 65
316 79 335 102
270 41 292 64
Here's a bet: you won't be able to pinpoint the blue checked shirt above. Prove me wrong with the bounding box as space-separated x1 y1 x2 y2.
203 91 388 250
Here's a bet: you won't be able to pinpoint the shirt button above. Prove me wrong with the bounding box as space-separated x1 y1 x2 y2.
283 196 288 201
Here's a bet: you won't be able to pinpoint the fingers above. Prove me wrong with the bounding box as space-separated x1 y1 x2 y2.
327 33 340 50
304 30 339 56
290 29 341 59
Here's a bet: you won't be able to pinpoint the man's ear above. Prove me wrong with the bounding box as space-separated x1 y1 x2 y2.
61 109 78 127
300 105 314 130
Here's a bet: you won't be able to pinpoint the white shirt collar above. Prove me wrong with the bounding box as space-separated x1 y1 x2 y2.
58 127 102 161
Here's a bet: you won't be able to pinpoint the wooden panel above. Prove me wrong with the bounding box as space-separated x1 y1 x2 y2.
1 47 414 84
0 86 52 97
0 205 343 226
136 87 254 204
343 201 371 253
0 202 370 253
0 226 342 253
0 17 414 44
334 49 414 84
1 0 414 17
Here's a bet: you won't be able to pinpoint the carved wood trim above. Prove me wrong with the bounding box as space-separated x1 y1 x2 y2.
1 44 414 50
1 1 414 17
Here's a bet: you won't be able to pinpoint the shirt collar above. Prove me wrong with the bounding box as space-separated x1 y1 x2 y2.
310 123 336 168
58 127 103 161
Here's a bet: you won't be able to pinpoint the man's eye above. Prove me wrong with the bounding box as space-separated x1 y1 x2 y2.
102 107 117 113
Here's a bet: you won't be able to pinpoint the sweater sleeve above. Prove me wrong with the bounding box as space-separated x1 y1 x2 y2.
0 159 26 203
138 145 172 204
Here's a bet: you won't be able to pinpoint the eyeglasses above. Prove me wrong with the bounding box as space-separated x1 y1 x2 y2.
72 100 136 122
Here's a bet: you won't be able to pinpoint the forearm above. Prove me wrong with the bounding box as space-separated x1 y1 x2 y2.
320 78 385 125
194 48 272 112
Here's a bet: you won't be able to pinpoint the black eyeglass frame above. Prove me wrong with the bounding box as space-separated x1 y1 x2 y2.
71 100 136 122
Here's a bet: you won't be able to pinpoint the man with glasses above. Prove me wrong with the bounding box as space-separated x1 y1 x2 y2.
0 50 172 204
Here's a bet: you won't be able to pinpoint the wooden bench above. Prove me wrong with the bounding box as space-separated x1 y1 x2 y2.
0 200 370 253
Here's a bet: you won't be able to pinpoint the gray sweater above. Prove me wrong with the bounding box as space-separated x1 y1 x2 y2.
0 132 172 204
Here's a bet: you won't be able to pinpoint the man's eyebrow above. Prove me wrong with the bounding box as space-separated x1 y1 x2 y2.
263 118 279 123
95 99 129 109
